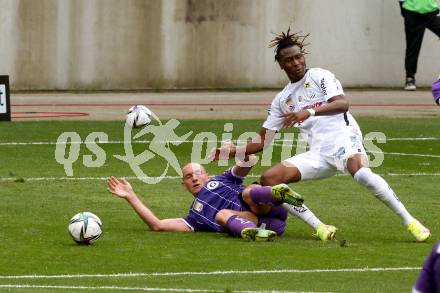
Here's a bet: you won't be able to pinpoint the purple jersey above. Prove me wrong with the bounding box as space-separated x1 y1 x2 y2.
433 78 440 105
414 241 440 293
183 169 249 232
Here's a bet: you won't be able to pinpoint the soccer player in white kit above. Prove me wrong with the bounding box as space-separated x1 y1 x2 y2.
213 28 430 242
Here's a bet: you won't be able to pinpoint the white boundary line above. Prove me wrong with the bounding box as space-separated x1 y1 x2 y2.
1 140 439 159
0 267 420 279
1 173 440 182
1 164 439 183
370 151 440 158
0 137 439 146
0 285 212 292
0 285 325 293
0 173 438 182
386 137 438 141
0 176 180 182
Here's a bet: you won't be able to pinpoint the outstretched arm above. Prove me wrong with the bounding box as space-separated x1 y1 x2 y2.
107 176 192 232
214 140 258 177
211 128 276 160
231 154 259 178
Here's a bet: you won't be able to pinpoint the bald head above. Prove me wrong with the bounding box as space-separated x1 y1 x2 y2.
182 162 206 175
181 162 209 196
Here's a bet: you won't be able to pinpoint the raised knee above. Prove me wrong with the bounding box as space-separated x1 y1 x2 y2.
260 166 301 186
260 173 290 186
215 209 231 226
260 173 277 186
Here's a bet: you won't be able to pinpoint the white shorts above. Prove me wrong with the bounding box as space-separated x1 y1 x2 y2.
283 131 368 181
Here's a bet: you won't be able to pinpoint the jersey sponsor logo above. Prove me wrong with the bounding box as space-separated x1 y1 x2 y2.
320 78 327 96
206 181 219 190
193 200 204 212
300 101 323 111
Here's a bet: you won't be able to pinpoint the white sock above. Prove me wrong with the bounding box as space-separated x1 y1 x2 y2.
353 167 414 226
283 203 323 230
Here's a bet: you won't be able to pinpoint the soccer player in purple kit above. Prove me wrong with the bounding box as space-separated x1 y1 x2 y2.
413 241 440 293
107 152 303 241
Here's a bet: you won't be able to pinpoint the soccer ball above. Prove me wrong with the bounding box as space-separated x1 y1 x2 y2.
68 212 103 245
126 105 152 128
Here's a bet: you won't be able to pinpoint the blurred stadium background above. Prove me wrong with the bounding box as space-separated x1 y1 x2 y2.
0 1 439 293
0 0 439 91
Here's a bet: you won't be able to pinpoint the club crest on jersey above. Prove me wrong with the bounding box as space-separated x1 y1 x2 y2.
193 200 204 212
304 82 311 88
206 181 219 190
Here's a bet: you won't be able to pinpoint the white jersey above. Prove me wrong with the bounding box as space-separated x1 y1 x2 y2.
263 68 362 154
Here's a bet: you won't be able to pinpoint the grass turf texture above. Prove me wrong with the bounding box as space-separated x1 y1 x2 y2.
0 118 439 292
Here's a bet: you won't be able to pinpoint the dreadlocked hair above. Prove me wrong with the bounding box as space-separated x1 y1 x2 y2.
269 27 309 62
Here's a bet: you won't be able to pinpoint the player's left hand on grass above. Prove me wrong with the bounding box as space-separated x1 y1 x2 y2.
281 110 310 128
107 176 135 199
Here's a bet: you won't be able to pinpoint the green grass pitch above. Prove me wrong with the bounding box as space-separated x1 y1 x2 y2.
0 117 439 292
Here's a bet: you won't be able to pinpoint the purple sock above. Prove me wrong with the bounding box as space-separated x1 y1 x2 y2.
414 241 440 292
432 79 440 105
225 215 256 237
258 217 286 236
266 205 288 221
249 186 279 206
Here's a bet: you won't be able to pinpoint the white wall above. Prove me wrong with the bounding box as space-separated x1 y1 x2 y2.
0 0 438 90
